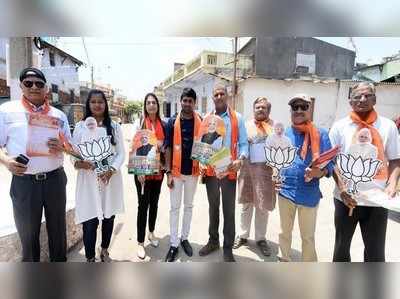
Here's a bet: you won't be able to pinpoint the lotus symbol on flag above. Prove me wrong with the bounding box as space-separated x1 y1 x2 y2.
77 136 113 173
264 146 297 181
337 153 381 194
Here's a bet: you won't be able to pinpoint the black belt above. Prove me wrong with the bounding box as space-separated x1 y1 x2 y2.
21 167 64 181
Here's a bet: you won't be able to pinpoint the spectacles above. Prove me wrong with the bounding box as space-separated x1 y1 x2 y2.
351 93 375 102
22 80 45 89
291 104 309 112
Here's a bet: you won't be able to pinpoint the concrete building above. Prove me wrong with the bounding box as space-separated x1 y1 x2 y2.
160 50 253 117
239 37 355 79
37 39 84 107
354 56 400 83
0 38 83 107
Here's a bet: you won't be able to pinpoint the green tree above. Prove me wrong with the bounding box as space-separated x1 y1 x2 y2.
124 101 143 122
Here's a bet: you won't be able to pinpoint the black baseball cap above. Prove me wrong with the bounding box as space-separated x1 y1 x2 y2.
19 67 47 83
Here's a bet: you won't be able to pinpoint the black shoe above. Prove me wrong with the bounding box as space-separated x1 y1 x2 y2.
233 237 247 249
256 240 272 257
199 242 220 257
86 257 96 263
223 248 236 262
181 240 193 257
165 246 179 262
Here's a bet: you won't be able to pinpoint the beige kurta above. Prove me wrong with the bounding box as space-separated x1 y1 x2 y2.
238 119 275 211
238 160 275 211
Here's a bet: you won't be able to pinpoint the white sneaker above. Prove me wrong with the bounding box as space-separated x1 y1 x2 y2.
148 232 159 248
137 244 146 260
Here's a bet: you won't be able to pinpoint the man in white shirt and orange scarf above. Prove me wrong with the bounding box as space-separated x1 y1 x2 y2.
164 88 202 262
234 97 275 256
198 83 248 262
278 94 335 262
0 67 71 262
330 82 400 262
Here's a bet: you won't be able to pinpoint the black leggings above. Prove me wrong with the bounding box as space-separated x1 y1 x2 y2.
82 216 115 259
333 198 388 262
134 176 163 243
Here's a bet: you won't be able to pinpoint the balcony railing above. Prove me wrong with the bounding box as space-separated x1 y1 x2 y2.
161 51 252 89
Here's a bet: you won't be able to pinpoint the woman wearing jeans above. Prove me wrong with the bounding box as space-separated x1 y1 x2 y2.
73 89 125 262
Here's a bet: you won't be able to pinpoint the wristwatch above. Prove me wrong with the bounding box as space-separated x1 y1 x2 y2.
109 166 117 173
166 170 172 175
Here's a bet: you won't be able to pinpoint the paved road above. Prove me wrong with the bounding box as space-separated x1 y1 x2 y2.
68 124 400 262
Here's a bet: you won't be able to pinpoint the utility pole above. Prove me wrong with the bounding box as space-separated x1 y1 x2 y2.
91 66 94 88
6 37 33 101
81 37 94 88
232 37 238 109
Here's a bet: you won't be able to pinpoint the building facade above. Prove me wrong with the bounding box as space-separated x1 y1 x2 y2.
239 37 355 80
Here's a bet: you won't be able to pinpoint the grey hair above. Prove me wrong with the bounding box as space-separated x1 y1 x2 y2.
351 82 376 98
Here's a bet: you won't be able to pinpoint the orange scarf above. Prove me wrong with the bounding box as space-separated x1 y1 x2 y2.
172 112 202 177
248 119 273 139
144 117 165 141
205 107 239 180
350 110 388 179
143 117 165 181
292 121 320 162
21 96 50 114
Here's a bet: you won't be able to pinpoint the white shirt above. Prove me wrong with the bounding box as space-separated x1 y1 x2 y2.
329 115 400 206
72 120 125 224
0 100 71 174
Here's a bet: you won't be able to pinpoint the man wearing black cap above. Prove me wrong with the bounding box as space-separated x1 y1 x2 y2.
0 67 71 262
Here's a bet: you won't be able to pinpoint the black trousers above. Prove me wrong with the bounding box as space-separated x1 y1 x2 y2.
9 168 67 262
333 198 388 262
134 176 163 243
82 216 115 259
205 177 237 249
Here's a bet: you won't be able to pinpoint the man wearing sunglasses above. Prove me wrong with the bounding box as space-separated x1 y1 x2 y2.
0 67 71 262
278 94 334 262
329 82 400 262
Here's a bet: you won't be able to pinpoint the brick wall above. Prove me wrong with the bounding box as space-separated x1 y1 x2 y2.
0 209 82 262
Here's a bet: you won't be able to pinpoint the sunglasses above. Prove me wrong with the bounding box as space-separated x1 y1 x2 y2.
291 104 309 112
22 80 45 89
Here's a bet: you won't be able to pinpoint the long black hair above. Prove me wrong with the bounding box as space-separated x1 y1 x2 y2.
84 89 116 145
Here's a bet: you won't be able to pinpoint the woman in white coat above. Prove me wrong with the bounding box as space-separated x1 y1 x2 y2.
72 89 125 262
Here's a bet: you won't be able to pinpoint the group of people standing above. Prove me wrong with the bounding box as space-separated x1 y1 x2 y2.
0 67 399 263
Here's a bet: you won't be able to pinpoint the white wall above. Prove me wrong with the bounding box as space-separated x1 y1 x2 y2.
240 78 400 129
335 81 400 122
0 38 7 80
40 49 80 95
240 78 339 128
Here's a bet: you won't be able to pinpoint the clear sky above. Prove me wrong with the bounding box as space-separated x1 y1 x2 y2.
56 37 400 100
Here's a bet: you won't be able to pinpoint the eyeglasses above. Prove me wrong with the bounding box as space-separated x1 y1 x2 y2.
350 93 375 102
22 80 45 89
291 104 309 112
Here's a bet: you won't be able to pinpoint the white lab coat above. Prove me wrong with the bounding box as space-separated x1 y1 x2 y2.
72 120 125 224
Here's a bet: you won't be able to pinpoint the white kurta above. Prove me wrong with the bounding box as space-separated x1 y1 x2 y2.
72 120 125 224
